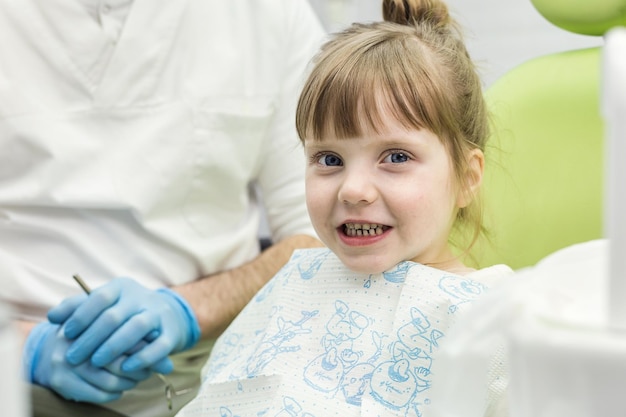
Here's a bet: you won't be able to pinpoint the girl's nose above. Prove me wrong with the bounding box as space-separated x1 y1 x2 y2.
337 169 378 205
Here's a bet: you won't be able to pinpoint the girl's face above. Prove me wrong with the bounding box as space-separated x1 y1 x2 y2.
305 118 475 275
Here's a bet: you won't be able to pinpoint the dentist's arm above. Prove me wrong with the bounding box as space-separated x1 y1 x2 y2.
48 234 322 373
178 234 323 338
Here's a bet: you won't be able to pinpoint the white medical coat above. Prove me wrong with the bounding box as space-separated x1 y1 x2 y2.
0 0 325 321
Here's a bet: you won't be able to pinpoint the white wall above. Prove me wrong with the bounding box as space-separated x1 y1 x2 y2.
307 0 603 86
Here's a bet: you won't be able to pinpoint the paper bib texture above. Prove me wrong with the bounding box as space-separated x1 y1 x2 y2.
177 248 502 417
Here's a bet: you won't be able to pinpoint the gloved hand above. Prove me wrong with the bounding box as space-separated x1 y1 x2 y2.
48 278 201 374
24 321 152 403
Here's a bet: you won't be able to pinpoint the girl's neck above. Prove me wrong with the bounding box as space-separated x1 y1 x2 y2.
424 258 476 276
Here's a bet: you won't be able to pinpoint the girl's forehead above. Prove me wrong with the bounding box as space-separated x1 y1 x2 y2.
311 112 430 142
305 122 441 149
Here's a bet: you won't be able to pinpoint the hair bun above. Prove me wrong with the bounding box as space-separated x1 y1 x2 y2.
382 0 451 27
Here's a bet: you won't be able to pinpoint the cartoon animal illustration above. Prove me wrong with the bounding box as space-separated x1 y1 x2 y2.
370 359 418 410
273 396 317 417
439 275 487 313
394 307 443 360
303 347 345 393
322 300 369 352
297 250 331 280
340 362 375 406
382 262 411 283
246 310 318 376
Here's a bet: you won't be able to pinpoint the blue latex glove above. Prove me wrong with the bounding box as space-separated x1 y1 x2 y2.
48 278 201 374
24 321 152 403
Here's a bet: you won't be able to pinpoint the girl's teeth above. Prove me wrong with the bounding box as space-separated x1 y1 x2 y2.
344 223 384 236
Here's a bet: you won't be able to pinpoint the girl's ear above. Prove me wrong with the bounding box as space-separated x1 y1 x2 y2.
457 148 484 208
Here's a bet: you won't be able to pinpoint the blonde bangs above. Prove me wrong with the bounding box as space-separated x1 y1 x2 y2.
296 23 448 142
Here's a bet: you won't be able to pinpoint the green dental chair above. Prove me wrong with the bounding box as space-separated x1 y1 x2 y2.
470 0 626 270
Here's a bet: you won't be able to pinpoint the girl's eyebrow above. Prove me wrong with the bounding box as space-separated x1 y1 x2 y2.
303 142 332 155
376 133 431 148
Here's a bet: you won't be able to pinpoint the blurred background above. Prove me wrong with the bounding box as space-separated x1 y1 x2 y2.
306 0 603 87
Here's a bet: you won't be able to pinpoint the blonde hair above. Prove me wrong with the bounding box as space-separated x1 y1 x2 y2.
296 0 488 254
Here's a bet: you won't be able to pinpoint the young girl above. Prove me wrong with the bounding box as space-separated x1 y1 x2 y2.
176 0 512 416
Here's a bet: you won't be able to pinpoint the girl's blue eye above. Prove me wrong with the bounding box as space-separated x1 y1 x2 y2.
385 152 409 163
318 154 343 166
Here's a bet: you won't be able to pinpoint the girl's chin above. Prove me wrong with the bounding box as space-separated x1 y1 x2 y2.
336 255 394 275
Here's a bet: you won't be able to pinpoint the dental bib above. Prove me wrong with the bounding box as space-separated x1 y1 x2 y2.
176 248 508 417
